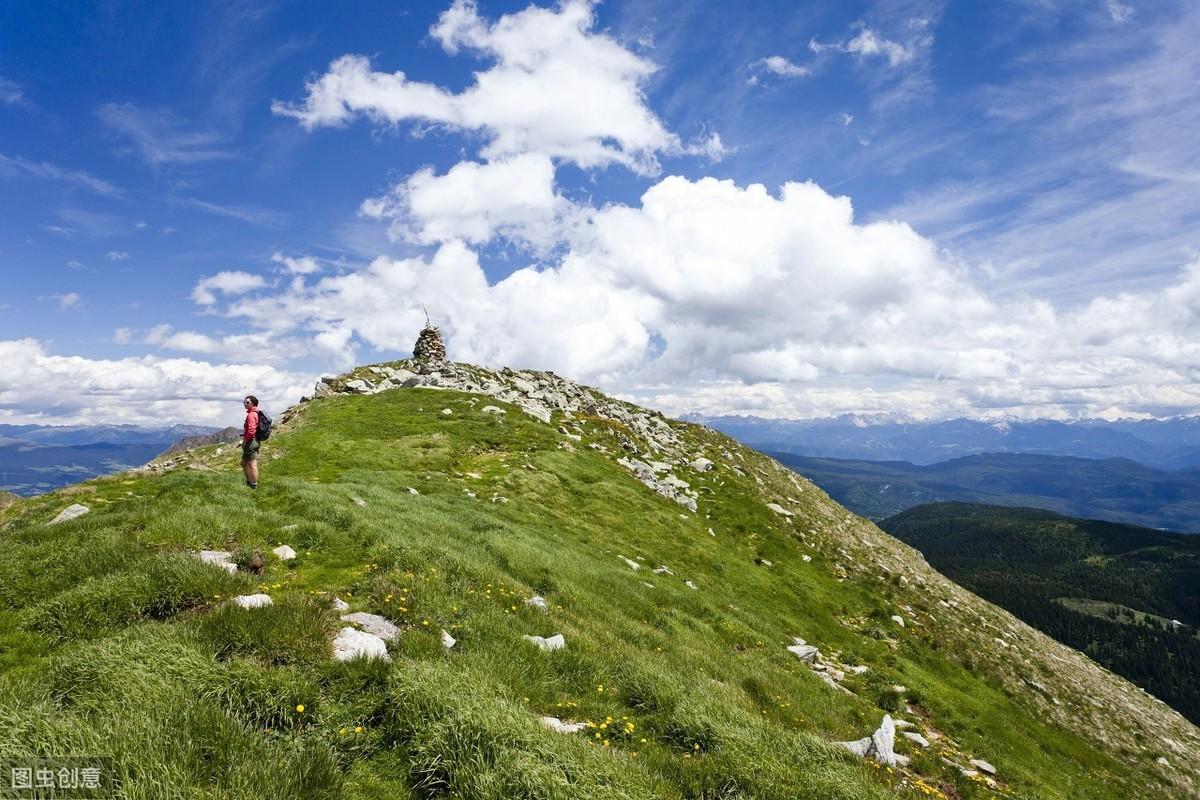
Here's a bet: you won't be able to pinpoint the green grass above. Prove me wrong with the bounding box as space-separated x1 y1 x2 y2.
0 383 1189 799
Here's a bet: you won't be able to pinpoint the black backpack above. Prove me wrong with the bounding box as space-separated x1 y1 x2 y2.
255 410 273 441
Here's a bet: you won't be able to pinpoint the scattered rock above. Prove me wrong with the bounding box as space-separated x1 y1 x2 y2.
525 596 549 611
481 405 505 415
685 580 698 590
333 626 391 662
902 731 930 748
49 504 90 525
970 759 997 775
331 597 350 612
523 633 566 652
344 379 374 394
891 615 905 627
619 555 640 570
351 496 367 507
766 503 793 517
837 715 909 767
817 671 853 694
407 487 420 495
232 594 273 609
441 408 453 416
441 629 457 649
787 640 820 663
690 457 713 472
272 544 297 561
801 554 812 563
1157 756 1170 767
539 716 586 734
652 565 674 575
341 612 400 641
196 550 238 575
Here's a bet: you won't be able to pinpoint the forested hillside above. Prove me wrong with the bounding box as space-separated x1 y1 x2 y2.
882 503 1200 724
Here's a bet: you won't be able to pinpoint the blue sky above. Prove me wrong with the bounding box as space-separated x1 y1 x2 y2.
2 0 1198 426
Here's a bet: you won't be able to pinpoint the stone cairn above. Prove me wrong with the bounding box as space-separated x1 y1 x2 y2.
413 323 446 362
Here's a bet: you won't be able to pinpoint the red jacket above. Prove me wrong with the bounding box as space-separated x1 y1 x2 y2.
243 407 259 443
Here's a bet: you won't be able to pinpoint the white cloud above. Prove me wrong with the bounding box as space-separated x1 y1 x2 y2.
361 153 565 248
113 328 133 344
1106 1 1134 24
0 338 313 426
271 252 321 275
845 27 913 67
0 153 123 197
45 293 82 310
272 0 692 175
751 56 811 79
0 77 22 105
178 197 287 227
97 103 236 166
106 250 130 261
191 271 267 305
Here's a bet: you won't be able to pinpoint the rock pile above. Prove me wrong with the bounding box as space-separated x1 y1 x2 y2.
413 324 446 362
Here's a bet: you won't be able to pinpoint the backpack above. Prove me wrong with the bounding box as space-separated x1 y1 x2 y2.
255 410 273 441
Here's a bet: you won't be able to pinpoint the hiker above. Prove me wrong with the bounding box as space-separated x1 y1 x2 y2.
242 395 261 489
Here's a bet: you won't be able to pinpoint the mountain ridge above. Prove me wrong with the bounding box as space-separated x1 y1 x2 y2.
2 357 1196 798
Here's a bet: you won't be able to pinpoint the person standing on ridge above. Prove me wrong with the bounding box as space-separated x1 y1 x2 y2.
241 395 261 489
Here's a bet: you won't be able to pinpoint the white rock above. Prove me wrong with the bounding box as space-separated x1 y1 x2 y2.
970 759 997 775
539 716 586 734
893 719 914 729
49 504 90 525
232 594 273 609
341 612 400 641
331 597 350 612
653 565 674 575
838 715 908 767
902 731 930 748
441 408 453 416
441 629 457 649
685 580 698 590
846 664 870 675
891 615 905 627
481 405 506 415
817 671 854 694
619 555 640 570
787 643 820 662
766 503 793 517
407 487 420 495
1157 756 1170 767
689 457 713 472
801 554 812 562
525 596 549 611
272 545 297 561
523 633 566 652
351 496 367 507
196 550 238 575
333 626 391 661
344 379 373 394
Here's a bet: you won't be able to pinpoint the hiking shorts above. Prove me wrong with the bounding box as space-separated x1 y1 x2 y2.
241 440 259 462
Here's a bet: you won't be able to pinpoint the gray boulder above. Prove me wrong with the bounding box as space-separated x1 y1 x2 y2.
838 715 909 767
49 504 90 525
332 626 391 661
341 612 400 641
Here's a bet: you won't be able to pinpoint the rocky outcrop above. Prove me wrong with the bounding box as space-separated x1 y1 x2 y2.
159 426 240 457
49 503 90 525
838 715 909 767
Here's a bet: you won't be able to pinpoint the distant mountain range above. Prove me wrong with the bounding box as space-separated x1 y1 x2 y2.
687 413 1200 469
768 452 1200 533
880 502 1200 724
0 424 221 495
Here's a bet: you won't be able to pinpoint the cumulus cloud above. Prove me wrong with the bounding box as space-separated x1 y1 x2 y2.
0 338 313 426
271 252 321 275
1106 1 1135 24
191 271 267 305
271 0 688 175
360 153 567 248
750 55 811 79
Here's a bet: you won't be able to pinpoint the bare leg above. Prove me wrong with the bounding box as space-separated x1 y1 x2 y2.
248 460 259 485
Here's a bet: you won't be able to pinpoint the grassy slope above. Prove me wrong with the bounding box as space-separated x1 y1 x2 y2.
0 375 1195 799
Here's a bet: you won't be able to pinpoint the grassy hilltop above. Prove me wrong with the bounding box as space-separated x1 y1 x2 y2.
0 359 1196 799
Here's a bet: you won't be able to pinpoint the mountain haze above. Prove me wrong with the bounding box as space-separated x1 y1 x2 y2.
1 358 1195 799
